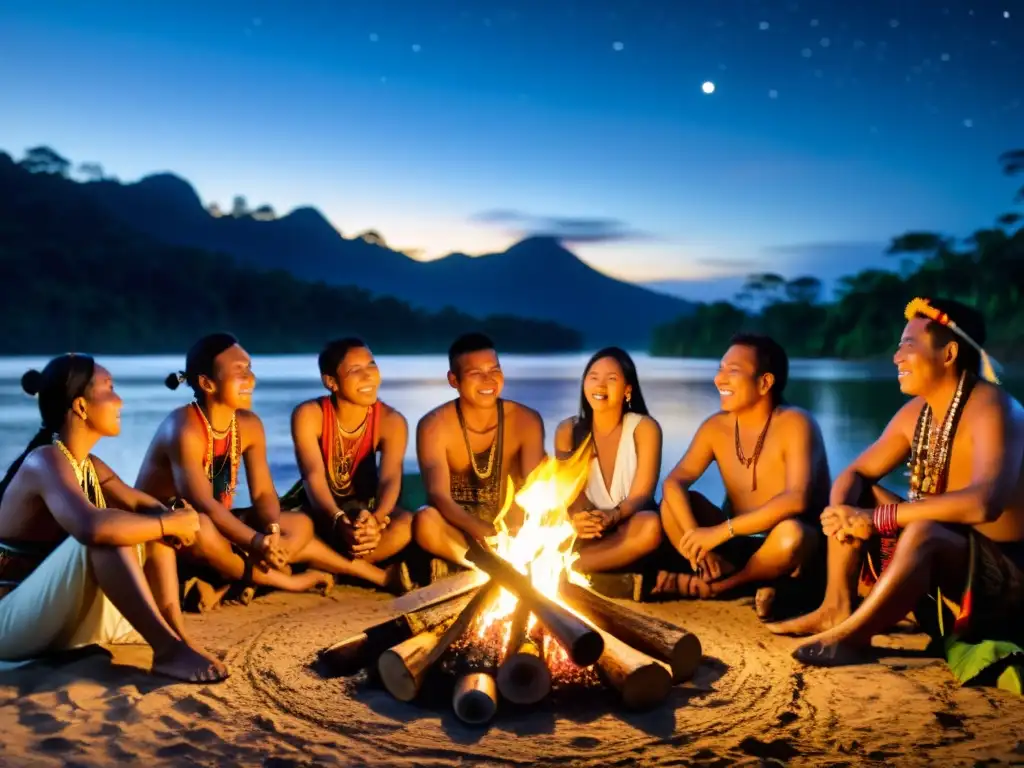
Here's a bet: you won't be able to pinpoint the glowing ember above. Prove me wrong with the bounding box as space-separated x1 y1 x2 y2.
475 440 594 639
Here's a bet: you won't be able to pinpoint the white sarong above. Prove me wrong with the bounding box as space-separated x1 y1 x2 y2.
0 537 143 668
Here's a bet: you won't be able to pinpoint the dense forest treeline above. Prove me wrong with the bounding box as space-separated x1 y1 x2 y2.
0 149 583 355
652 149 1024 362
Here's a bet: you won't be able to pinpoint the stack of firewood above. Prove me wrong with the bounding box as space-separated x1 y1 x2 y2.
318 541 703 725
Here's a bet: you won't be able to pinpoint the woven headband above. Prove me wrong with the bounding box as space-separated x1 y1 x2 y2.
904 297 1001 384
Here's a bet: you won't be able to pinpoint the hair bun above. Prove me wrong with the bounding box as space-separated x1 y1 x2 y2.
165 371 185 390
21 369 43 396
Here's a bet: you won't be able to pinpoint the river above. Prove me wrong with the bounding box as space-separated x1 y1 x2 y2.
1 354 1020 507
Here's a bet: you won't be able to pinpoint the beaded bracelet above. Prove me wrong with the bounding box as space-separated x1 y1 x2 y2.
872 503 899 537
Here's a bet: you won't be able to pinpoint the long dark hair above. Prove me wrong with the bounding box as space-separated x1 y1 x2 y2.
571 347 649 450
0 354 97 503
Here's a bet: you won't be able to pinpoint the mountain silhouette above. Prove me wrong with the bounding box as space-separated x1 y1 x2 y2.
85 173 693 346
0 151 582 356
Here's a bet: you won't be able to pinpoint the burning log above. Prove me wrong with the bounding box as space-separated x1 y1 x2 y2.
378 581 500 702
496 602 551 705
464 538 604 667
318 570 487 676
559 581 702 683
594 628 672 710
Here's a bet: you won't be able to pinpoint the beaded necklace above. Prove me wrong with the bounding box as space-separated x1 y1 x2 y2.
191 401 240 502
734 408 775 492
907 371 971 500
52 435 106 508
328 403 370 497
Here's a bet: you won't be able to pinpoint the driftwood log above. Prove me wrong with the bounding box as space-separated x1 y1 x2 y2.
464 538 604 667
318 591 478 676
559 580 702 682
377 581 499 702
594 627 672 710
496 602 551 704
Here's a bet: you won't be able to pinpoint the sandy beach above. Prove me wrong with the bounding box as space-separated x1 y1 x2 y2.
1 585 1022 767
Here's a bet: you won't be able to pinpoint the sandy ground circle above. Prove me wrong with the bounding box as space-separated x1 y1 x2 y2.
1 587 1023 766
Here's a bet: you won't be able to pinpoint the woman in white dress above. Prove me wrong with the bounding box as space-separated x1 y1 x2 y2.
0 354 227 682
554 347 663 573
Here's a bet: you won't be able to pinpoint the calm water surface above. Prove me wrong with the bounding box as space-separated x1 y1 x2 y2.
1 354 1020 507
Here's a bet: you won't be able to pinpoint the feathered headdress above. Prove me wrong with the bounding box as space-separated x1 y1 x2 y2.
904 297 1002 384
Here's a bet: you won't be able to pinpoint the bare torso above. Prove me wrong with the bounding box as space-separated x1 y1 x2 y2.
897 384 1024 542
135 406 259 502
423 399 541 503
707 406 831 519
0 448 76 543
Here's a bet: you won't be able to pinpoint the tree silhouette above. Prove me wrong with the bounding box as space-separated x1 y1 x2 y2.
653 148 1024 364
19 146 71 176
784 276 822 304
357 229 387 246
999 148 1024 202
252 204 276 221
231 195 249 218
77 162 106 182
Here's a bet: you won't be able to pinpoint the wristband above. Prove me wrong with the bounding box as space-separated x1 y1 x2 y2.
250 532 263 551
726 517 735 538
872 504 899 537
158 514 166 538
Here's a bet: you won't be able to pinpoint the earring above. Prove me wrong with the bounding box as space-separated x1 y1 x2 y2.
625 393 632 409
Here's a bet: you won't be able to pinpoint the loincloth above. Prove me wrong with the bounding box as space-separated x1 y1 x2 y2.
949 531 1024 641
865 526 1024 642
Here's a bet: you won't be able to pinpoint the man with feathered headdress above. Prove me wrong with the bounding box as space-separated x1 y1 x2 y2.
768 297 1024 684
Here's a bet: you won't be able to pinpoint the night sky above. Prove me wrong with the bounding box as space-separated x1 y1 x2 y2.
1 0 1021 293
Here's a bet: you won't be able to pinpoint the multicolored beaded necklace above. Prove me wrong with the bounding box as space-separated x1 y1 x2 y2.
907 371 971 500
191 401 240 504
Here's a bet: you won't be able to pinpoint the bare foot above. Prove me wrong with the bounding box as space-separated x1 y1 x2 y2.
792 639 870 667
764 605 849 636
152 643 230 683
295 569 335 595
754 586 776 620
649 571 712 600
182 577 231 613
383 562 413 596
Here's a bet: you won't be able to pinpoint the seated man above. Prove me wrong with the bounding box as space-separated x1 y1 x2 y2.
655 333 829 614
283 337 413 593
413 332 545 573
137 333 389 608
0 353 225 682
769 298 1024 668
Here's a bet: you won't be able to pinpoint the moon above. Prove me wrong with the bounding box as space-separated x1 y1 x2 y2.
702 81 715 94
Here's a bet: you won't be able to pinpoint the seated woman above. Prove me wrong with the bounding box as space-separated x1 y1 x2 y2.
136 333 353 609
554 347 663 574
0 354 226 682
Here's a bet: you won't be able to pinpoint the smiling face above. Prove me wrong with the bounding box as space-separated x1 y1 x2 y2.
326 345 381 407
583 356 630 416
201 344 256 410
893 317 955 396
713 344 772 413
448 348 504 408
75 364 123 437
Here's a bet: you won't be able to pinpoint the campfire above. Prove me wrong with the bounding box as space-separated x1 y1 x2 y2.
318 445 703 724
